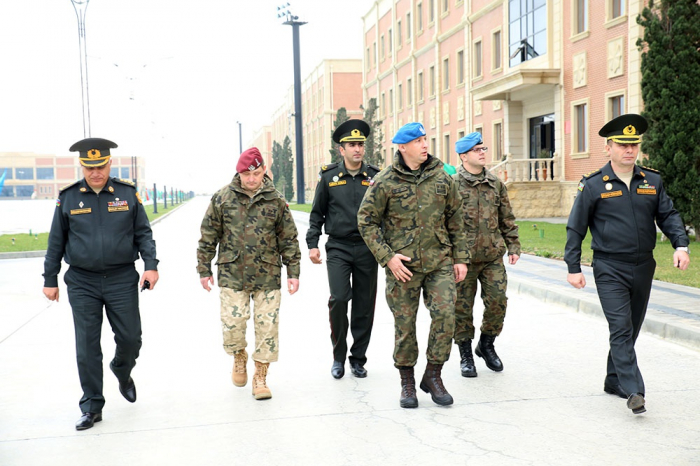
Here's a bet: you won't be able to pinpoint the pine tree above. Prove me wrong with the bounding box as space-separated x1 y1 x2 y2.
271 140 282 188
329 107 350 164
282 135 295 202
360 98 385 167
637 0 700 240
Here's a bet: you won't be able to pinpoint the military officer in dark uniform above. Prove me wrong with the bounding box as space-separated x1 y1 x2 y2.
307 119 380 379
565 114 690 415
43 138 159 430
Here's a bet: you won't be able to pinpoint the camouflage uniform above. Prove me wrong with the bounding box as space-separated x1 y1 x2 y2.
197 175 300 362
453 164 520 342
357 152 468 367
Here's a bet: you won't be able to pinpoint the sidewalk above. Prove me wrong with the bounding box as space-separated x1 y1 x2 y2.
1 197 698 465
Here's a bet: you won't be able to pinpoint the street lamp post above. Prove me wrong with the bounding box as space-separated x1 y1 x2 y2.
278 3 306 205
237 121 243 154
70 0 92 138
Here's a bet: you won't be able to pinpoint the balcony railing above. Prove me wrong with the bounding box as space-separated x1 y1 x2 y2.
487 152 560 183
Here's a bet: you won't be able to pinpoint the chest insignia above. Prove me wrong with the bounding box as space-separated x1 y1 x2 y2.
636 185 657 195
332 176 339 182
436 183 448 196
70 208 92 215
329 180 347 187
600 190 623 199
361 180 371 186
108 200 130 212
605 183 613 191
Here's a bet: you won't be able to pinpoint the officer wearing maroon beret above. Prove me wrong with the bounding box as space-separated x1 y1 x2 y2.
306 119 381 380
43 138 159 430
565 114 690 415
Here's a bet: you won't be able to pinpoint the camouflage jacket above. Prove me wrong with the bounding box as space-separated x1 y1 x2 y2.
357 151 469 272
455 164 520 263
196 175 301 291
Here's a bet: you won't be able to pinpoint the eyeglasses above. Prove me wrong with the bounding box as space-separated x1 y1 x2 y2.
471 147 488 153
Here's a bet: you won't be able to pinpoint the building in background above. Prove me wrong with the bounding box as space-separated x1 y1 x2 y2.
362 0 646 217
256 59 364 201
249 125 273 174
0 152 145 199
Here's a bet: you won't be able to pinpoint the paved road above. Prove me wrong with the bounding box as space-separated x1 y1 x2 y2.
1 196 698 465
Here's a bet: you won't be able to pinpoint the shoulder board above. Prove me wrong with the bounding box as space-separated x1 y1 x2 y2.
583 169 601 179
367 163 381 172
59 180 80 192
640 165 659 174
321 163 338 172
114 178 136 187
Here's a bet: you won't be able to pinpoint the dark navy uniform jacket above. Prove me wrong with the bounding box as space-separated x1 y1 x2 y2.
306 161 380 248
564 162 689 273
43 177 158 287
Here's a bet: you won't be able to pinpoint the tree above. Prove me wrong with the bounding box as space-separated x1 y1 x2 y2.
360 98 385 167
328 107 350 164
637 0 700 240
271 140 282 187
282 135 295 202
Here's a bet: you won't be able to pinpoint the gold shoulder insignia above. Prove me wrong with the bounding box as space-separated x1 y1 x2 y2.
641 165 659 173
368 163 381 172
321 163 338 173
114 178 136 187
583 169 601 179
59 180 80 192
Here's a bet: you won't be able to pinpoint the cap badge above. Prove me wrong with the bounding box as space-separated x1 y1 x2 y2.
88 149 101 159
605 183 613 191
623 125 637 136
351 129 361 137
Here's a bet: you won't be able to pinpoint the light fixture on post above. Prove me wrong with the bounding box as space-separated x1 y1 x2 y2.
69 0 92 137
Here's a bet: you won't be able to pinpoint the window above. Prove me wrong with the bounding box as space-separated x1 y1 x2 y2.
407 78 413 106
457 50 464 84
0 168 13 180
475 126 483 135
417 3 423 32
120 167 130 179
611 0 625 19
407 12 412 38
430 136 436 155
398 83 403 110
16 185 34 197
373 42 377 64
509 0 547 66
458 130 465 139
429 0 435 23
473 40 482 78
389 88 394 115
397 20 403 46
388 29 393 53
608 93 625 119
381 92 386 118
443 58 450 90
0 186 13 197
494 122 503 161
443 134 451 164
492 30 502 70
36 168 54 180
365 47 370 70
381 35 385 60
110 167 119 177
429 65 435 96
573 101 588 153
15 168 34 180
442 0 449 15
418 72 424 101
574 0 588 34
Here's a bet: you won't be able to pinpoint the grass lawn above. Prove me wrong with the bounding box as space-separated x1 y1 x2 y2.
0 199 190 253
288 203 313 213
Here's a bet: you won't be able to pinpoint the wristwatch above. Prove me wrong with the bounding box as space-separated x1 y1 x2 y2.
676 246 690 254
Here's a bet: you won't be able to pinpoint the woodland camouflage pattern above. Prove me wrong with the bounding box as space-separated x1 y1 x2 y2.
197 175 300 292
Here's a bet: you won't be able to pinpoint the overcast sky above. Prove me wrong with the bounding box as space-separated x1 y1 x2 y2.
0 0 373 192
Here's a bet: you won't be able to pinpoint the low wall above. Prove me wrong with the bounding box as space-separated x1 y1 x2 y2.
506 181 579 218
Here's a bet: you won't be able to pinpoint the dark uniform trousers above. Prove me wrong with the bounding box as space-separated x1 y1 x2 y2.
592 252 655 396
326 237 378 366
64 264 142 414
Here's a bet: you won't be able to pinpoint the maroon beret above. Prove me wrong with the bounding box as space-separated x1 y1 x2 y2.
236 147 264 173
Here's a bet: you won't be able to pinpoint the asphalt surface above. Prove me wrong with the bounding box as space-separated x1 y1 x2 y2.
1 196 698 465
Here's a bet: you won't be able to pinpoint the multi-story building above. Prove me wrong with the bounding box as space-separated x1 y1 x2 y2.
0 152 145 199
262 59 364 201
249 125 273 173
362 0 645 217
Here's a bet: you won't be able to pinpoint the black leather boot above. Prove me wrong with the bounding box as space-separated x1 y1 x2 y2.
457 340 477 378
475 334 503 372
419 362 453 406
398 367 418 408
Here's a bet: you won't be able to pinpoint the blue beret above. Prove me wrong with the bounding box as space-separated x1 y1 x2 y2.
455 132 483 154
392 122 427 144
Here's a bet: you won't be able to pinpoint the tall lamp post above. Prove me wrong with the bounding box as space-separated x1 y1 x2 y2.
237 121 243 154
70 0 92 138
278 3 306 205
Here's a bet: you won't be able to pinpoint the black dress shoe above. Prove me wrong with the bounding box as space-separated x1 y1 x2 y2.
627 393 646 414
75 412 102 431
350 362 367 378
119 377 137 403
331 361 345 379
603 382 628 399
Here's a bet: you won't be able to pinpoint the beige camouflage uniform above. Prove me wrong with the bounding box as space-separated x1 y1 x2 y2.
453 164 520 342
357 152 468 367
197 175 301 363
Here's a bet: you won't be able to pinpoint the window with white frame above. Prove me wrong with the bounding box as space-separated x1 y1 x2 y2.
457 50 465 84
473 40 482 78
418 72 424 101
574 0 588 34
429 65 436 97
443 57 450 90
573 100 589 154
492 30 502 71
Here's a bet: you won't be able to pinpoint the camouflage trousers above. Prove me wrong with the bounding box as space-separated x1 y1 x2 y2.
219 288 281 363
454 257 508 342
386 265 456 367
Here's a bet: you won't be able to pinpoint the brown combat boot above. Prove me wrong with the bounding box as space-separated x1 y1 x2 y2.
419 362 454 406
252 361 272 400
398 367 418 409
232 349 248 387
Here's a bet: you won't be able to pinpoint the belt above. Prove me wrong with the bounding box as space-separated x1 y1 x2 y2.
593 251 654 265
329 235 366 245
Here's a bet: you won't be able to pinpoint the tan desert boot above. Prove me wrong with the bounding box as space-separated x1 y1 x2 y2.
252 361 272 400
232 349 248 387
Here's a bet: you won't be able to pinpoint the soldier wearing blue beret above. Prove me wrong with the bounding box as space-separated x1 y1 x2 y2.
565 114 690 415
43 138 159 430
358 122 468 408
